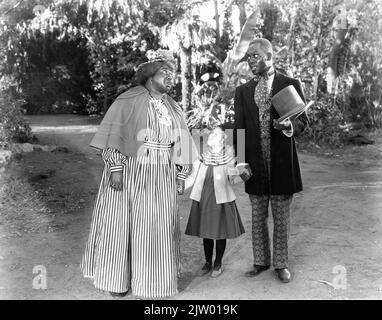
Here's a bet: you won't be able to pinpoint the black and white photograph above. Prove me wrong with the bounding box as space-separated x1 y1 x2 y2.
0 0 381 305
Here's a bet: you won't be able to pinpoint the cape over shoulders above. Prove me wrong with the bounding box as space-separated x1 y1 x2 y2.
113 86 179 111
103 86 150 117
114 86 149 104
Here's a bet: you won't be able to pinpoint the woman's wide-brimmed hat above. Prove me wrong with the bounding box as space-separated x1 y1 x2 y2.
139 49 176 67
134 49 176 85
271 85 313 121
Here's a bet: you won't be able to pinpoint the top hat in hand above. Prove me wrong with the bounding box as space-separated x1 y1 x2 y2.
271 85 313 122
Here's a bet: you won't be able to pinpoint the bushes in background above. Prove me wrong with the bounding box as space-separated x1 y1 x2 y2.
0 94 33 148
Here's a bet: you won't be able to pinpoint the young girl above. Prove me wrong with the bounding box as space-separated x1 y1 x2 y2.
185 125 245 277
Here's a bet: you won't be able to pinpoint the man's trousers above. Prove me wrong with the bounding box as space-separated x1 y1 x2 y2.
249 194 293 269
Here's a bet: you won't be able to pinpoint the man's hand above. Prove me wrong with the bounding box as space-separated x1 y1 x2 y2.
177 178 185 195
110 171 123 191
273 118 292 131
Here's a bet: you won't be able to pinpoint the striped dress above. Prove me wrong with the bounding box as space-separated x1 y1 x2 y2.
81 96 190 298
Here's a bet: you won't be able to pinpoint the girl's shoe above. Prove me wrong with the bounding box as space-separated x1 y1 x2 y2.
211 264 223 278
197 262 212 276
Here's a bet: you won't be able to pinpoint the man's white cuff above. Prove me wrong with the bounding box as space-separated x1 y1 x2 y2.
282 122 294 137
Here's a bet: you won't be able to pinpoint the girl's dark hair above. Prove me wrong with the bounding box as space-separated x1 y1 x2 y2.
133 60 175 86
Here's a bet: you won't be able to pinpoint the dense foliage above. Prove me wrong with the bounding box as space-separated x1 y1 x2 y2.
0 0 381 147
0 94 32 148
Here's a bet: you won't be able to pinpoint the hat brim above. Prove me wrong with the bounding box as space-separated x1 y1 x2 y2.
277 101 314 122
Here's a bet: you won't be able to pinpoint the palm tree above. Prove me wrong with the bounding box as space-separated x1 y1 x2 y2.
234 0 247 30
160 9 214 112
76 0 149 22
327 0 369 95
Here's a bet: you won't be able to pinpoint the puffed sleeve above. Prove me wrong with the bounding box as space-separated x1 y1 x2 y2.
102 147 126 172
176 164 192 180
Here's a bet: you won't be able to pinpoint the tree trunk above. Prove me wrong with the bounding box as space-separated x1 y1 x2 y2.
214 0 220 45
287 5 296 77
235 0 247 30
180 46 192 112
327 28 347 94
102 64 109 114
327 0 367 94
103 78 109 114
221 2 233 45
260 2 279 42
312 0 323 98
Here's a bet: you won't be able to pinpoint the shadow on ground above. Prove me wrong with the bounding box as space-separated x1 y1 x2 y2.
1 115 382 300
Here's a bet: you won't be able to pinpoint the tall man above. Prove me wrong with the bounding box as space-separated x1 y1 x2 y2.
234 38 308 283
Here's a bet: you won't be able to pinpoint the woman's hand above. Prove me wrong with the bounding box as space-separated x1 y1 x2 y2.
110 171 123 191
177 178 185 195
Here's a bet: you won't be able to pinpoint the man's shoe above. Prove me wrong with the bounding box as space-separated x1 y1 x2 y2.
109 291 128 298
244 265 270 277
197 262 212 276
275 268 291 283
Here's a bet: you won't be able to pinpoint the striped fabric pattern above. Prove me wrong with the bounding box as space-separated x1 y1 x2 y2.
144 141 173 150
81 97 190 298
81 147 130 293
200 148 234 166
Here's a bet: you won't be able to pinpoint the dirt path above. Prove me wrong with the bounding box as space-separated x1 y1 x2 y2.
1 115 382 300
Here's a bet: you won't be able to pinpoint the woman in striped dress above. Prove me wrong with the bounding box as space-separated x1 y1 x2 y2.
81 50 197 298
